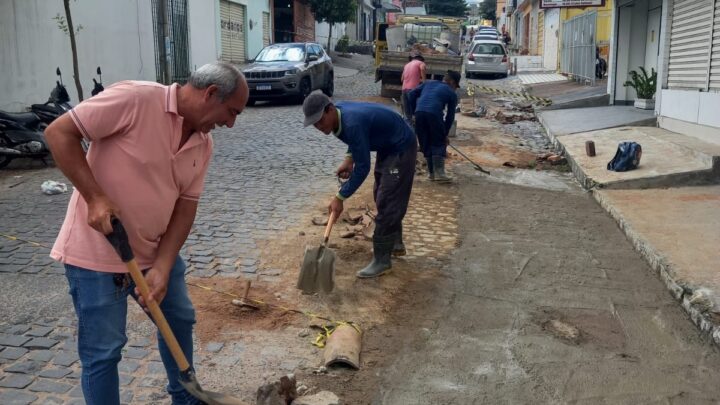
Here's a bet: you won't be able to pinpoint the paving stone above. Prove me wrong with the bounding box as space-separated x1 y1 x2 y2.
0 334 31 347
0 390 39 405
205 342 224 353
0 265 25 273
0 374 35 388
28 378 73 393
139 377 165 388
191 255 214 264
69 384 84 397
146 361 166 374
39 367 73 379
124 347 149 359
119 373 134 386
23 337 59 349
26 326 53 337
5 360 44 374
128 337 152 347
67 399 87 405
67 369 81 379
52 351 79 366
42 397 65 405
0 347 28 360
120 390 134 403
118 359 140 373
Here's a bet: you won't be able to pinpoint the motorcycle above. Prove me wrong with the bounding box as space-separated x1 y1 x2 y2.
596 47 608 79
0 118 50 169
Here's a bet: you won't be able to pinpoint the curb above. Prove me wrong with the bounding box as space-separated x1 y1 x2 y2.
593 190 720 347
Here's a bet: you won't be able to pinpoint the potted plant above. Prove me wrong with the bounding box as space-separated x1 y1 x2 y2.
623 67 657 110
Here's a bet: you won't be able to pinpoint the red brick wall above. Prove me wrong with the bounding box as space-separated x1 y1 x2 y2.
293 0 315 42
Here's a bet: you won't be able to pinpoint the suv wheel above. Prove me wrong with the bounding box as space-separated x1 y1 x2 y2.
323 74 334 97
298 78 312 103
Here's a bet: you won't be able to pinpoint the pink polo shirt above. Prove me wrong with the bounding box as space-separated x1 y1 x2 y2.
401 59 425 91
50 81 213 273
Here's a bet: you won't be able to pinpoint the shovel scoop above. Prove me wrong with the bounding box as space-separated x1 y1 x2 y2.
105 217 247 405
297 212 337 294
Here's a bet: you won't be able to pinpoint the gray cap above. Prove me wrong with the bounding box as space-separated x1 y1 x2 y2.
302 91 332 127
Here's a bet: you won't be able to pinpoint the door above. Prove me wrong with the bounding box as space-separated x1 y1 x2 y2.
543 8 560 70
219 0 246 63
644 7 661 73
262 12 271 47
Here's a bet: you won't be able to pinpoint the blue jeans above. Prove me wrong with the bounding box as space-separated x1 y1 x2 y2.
65 256 200 405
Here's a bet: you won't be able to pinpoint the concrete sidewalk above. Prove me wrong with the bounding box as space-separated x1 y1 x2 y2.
528 79 610 110
595 186 720 346
535 104 720 346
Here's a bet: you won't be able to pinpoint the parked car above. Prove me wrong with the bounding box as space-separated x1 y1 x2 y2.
464 40 510 78
243 42 333 105
473 33 500 41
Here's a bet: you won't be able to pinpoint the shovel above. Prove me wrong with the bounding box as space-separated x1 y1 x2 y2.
105 217 246 405
297 211 337 294
449 143 490 174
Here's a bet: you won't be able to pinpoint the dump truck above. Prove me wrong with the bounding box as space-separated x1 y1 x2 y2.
375 15 465 98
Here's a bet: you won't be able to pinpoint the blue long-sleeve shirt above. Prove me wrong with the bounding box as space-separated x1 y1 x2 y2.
334 101 415 199
407 80 458 135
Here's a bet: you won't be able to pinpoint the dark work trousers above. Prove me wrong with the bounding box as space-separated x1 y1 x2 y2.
401 90 413 121
414 111 447 161
373 141 417 237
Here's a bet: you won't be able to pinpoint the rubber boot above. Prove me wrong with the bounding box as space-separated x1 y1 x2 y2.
393 226 406 257
357 233 395 278
432 155 452 183
426 156 435 181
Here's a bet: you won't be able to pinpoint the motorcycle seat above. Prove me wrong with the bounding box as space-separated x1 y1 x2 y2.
0 110 40 127
31 104 64 114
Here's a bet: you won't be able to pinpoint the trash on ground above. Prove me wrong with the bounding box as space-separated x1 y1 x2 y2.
41 180 68 195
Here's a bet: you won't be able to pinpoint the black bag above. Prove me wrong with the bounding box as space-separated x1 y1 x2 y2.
607 142 642 172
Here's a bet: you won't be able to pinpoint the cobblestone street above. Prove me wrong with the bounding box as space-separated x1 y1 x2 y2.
0 72 380 404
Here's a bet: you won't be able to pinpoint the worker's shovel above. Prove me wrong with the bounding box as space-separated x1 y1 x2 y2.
105 217 247 405
297 211 337 294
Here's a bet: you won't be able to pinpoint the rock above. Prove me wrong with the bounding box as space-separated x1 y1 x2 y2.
340 231 355 239
311 217 328 226
292 390 340 405
297 384 309 396
298 329 311 338
313 366 327 374
547 155 567 165
299 231 306 236
257 374 298 405
502 162 516 168
328 243 339 249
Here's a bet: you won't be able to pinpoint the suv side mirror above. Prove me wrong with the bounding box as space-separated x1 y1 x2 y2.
307 55 319 62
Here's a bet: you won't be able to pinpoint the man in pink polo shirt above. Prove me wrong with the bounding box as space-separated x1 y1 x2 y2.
400 51 426 121
44 62 248 405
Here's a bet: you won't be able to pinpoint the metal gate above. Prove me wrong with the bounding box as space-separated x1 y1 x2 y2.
220 0 247 63
151 0 191 84
560 10 597 85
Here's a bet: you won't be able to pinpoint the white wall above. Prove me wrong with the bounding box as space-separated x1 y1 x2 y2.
188 0 220 69
543 8 560 70
315 22 347 51
0 0 155 111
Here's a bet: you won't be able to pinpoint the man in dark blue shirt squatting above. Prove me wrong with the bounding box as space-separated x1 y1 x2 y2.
407 70 461 183
302 91 417 278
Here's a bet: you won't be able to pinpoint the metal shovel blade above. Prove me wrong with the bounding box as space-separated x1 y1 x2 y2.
297 245 336 294
179 369 247 405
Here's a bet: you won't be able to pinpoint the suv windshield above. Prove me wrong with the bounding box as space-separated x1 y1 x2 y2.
255 45 305 62
472 43 505 55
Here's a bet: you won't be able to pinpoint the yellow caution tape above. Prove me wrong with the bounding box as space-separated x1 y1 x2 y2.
466 83 552 106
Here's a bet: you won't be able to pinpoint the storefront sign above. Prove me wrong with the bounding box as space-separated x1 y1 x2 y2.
540 0 605 8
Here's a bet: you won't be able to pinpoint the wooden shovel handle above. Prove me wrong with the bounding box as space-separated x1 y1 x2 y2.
126 258 191 371
323 211 336 244
106 217 191 372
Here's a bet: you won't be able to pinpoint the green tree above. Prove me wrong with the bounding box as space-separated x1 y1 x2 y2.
308 0 357 50
425 0 467 17
54 0 84 101
478 0 497 21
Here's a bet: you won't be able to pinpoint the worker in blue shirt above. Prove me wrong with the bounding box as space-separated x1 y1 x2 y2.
407 70 461 183
303 91 417 278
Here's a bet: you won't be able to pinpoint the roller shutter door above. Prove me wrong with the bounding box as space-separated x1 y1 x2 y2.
220 0 246 63
263 12 271 47
667 0 714 89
